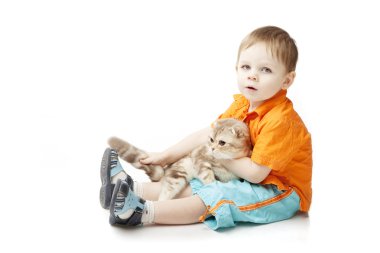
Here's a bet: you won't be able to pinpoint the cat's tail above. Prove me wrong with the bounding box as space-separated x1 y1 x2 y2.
108 137 164 182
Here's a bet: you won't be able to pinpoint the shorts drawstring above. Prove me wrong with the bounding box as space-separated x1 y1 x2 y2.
199 205 211 222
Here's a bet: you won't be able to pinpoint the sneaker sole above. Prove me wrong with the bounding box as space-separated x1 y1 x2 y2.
109 179 122 225
99 148 114 209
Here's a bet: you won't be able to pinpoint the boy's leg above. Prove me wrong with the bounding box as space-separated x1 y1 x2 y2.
153 195 206 224
109 179 206 226
140 181 193 200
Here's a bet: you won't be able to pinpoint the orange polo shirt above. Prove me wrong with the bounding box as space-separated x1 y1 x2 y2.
218 90 312 212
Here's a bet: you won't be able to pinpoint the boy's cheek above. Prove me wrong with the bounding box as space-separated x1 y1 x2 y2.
236 75 245 84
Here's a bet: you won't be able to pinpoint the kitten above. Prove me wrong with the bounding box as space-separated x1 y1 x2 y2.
108 118 252 200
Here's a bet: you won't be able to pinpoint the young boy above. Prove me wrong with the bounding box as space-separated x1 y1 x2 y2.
99 26 312 230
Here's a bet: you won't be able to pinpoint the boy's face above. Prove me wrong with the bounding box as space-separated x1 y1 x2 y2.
236 42 295 109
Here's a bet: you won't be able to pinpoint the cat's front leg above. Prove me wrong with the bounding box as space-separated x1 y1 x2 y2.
108 137 164 182
198 167 216 185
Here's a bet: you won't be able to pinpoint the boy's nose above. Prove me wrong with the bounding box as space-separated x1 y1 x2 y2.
248 74 258 81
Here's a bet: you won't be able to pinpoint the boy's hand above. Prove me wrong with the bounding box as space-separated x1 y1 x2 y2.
140 152 170 168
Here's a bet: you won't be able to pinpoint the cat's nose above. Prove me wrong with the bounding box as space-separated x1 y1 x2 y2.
211 148 215 151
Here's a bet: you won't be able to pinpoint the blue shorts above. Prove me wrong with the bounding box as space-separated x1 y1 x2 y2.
190 178 300 230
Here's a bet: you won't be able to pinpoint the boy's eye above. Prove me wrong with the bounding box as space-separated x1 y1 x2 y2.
218 140 226 146
241 65 250 70
261 67 272 73
210 137 214 143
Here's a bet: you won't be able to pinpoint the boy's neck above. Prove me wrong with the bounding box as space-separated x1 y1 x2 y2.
248 101 263 113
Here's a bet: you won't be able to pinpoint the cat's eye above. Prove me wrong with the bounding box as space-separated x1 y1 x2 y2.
210 137 214 143
218 140 226 146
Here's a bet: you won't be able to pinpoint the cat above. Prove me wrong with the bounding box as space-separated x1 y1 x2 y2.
108 118 252 200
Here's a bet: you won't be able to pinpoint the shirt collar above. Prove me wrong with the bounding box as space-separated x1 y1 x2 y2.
248 89 288 117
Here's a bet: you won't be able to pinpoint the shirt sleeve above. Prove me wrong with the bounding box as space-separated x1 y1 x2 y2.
251 118 305 172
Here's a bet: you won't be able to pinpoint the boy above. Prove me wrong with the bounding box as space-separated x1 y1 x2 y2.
99 26 312 230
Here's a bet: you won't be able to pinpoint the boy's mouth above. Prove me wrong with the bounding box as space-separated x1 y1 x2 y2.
246 86 257 91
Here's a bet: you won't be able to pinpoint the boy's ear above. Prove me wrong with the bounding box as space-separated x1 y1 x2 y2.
281 71 296 90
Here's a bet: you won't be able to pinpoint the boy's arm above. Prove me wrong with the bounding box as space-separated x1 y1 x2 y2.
219 157 271 184
140 126 212 166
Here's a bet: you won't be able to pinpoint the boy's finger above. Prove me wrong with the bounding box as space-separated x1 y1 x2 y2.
139 157 150 164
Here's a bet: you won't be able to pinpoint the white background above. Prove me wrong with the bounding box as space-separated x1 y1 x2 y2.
1 0 379 252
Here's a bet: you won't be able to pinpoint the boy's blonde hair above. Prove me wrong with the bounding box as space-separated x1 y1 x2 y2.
237 26 298 72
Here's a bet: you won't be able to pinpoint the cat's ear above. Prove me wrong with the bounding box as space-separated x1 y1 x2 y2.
230 127 244 138
212 119 225 129
230 126 246 138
